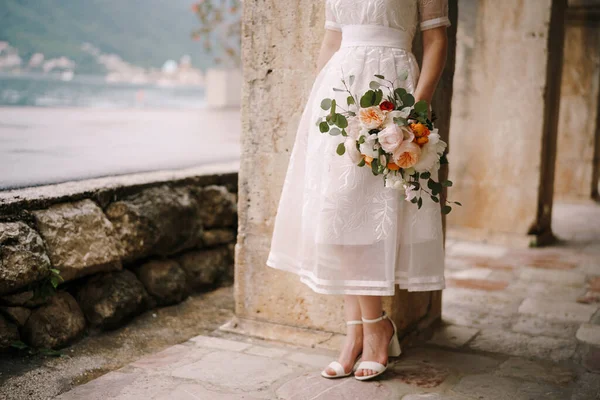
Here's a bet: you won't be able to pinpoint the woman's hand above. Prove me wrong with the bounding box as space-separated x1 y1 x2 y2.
414 26 448 113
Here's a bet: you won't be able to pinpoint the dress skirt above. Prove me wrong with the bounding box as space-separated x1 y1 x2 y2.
266 43 445 296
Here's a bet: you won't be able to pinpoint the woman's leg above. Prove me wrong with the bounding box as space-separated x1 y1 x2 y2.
324 294 363 375
354 295 394 377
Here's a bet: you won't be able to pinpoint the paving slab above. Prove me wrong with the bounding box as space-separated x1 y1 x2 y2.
452 374 568 400
468 329 577 362
518 268 586 286
576 323 600 346
495 357 575 386
511 315 579 339
518 298 598 323
428 325 479 348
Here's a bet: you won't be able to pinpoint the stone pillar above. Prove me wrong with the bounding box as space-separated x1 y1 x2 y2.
224 1 457 347
554 4 600 201
447 0 567 246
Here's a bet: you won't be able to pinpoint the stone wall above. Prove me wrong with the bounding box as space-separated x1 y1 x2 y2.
554 9 600 200
0 171 237 351
447 0 567 245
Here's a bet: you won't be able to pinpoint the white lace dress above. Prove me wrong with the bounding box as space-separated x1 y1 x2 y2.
266 0 451 296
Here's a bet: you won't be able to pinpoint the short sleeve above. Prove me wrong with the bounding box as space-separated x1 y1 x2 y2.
325 0 341 32
418 0 451 31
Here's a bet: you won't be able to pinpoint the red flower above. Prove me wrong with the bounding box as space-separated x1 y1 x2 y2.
379 101 394 112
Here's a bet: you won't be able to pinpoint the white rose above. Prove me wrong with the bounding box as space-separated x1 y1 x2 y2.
404 183 418 202
413 133 448 172
346 116 361 140
385 173 405 190
383 109 411 128
344 138 362 164
359 134 379 158
377 125 404 154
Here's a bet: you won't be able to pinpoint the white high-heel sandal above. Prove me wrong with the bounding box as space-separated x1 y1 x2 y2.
321 320 364 379
354 310 401 381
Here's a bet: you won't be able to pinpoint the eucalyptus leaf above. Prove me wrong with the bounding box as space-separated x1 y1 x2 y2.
333 88 345 92
420 171 431 179
431 196 439 203
454 201 463 206
369 81 382 90
347 95 355 105
336 114 348 128
398 70 409 80
360 90 377 108
414 100 429 114
375 89 383 105
442 205 452 215
401 93 415 107
417 197 423 209
331 99 337 115
442 180 453 187
329 127 342 136
393 117 407 126
374 74 385 79
357 158 366 167
394 88 407 100
336 142 346 155
348 75 355 86
320 98 332 110
319 121 329 133
371 158 380 175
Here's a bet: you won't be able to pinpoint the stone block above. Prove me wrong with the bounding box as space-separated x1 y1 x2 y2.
441 303 514 329
390 360 451 388
448 268 492 280
244 345 289 359
0 290 47 308
400 347 501 375
576 323 600 346
200 229 236 247
177 246 234 291
77 270 148 330
105 186 203 262
0 306 31 327
33 199 122 282
0 313 19 351
468 329 576 362
23 292 85 349
446 278 509 292
442 288 522 314
0 221 51 295
518 298 597 323
192 185 237 228
135 259 188 306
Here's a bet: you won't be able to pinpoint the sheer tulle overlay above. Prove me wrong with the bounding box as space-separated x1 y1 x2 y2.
266 0 451 296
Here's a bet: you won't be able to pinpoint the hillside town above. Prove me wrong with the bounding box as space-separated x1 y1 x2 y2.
0 40 205 86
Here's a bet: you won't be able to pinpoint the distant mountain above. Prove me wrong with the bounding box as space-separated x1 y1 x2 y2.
0 0 214 74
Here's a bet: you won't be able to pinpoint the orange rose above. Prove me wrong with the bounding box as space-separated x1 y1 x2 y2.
393 142 421 169
410 123 430 138
387 162 400 171
415 136 429 146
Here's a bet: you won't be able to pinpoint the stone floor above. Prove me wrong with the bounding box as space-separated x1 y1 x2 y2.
52 201 600 400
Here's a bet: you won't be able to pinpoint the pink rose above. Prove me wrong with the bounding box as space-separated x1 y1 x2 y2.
393 141 421 169
377 125 404 154
346 116 361 140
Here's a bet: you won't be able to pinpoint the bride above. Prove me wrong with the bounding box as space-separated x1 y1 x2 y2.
267 0 450 381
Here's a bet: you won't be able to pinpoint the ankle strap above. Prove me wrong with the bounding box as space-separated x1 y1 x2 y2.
346 320 363 325
361 311 388 323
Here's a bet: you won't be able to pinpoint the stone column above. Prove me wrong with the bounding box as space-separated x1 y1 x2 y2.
554 4 600 201
224 1 457 347
447 0 567 246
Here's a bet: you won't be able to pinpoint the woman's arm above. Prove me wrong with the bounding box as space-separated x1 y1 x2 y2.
316 30 342 73
414 26 448 105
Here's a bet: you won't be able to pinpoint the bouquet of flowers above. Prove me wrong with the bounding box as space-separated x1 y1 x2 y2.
317 73 461 214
